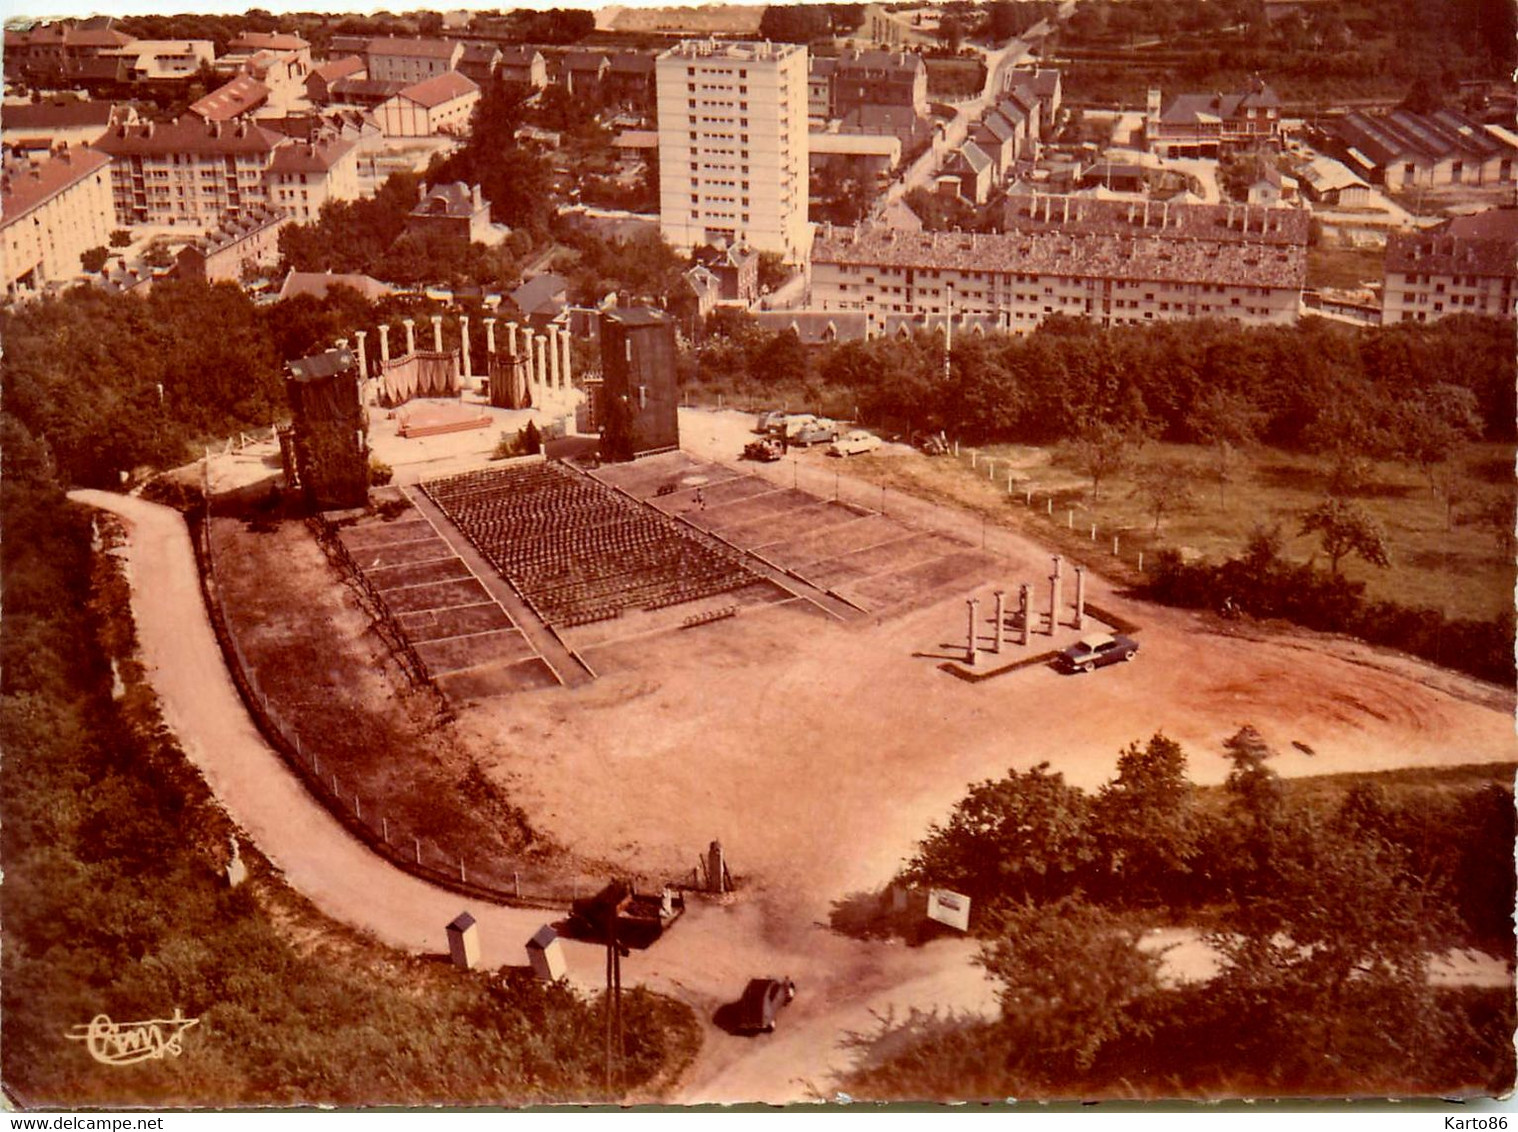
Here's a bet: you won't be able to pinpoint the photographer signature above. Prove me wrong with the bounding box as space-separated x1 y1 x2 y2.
65 1009 200 1065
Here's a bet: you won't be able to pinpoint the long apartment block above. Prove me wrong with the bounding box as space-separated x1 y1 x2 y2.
811 196 1310 334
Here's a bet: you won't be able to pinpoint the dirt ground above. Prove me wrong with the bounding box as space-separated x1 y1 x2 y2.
194 407 1516 1103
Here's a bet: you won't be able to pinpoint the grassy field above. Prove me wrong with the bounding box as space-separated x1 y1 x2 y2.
836 439 1514 623
924 57 986 99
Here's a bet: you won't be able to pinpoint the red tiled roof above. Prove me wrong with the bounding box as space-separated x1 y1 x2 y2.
267 137 356 174
229 32 308 52
817 198 1308 290
367 36 459 59
395 70 478 109
190 75 270 121
309 55 366 83
92 115 285 157
2 99 118 132
1386 209 1518 278
0 146 111 228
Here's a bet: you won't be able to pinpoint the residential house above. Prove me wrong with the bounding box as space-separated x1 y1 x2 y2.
1 143 113 296
1145 77 1281 158
305 56 367 104
267 136 360 221
104 40 216 82
830 48 928 122
4 20 134 84
457 43 502 85
364 37 464 84
808 56 839 126
695 242 760 304
1008 68 1061 139
406 181 492 242
510 272 569 325
948 139 993 203
808 130 902 185
1382 208 1517 323
375 71 480 138
497 46 548 89
561 50 610 97
970 109 1018 182
811 196 1309 335
174 203 286 281
605 51 657 112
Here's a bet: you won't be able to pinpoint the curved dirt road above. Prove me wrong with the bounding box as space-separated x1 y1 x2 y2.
68 490 999 1105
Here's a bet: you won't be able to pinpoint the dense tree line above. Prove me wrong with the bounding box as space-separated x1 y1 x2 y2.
854 730 1515 1098
758 4 866 43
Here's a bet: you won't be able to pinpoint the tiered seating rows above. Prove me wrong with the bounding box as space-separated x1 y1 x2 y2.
423 463 754 626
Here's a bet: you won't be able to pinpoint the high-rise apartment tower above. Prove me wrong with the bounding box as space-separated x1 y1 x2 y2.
655 39 809 261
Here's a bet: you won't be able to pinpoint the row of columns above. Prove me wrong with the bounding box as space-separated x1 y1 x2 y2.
350 316 574 394
964 557 1088 666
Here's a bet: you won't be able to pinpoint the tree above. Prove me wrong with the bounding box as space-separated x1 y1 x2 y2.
976 896 1166 1078
900 762 1095 908
108 230 132 248
1186 386 1265 508
1298 497 1391 576
1059 420 1145 503
1391 383 1481 495
1092 733 1200 905
80 247 109 274
1129 460 1198 534
750 328 807 385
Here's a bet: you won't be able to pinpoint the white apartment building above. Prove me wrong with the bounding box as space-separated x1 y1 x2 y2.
92 116 285 226
1 145 113 297
1382 209 1517 324
656 39 809 261
266 137 360 222
811 197 1309 334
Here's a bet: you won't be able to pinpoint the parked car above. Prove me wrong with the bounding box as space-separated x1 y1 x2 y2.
1057 632 1139 673
736 976 796 1033
755 410 787 435
779 413 819 439
828 429 882 457
792 420 838 447
743 438 783 462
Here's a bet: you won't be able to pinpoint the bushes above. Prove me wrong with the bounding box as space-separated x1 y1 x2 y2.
1142 536 1516 686
866 729 1517 1099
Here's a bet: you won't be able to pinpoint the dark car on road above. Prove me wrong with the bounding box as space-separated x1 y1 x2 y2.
736 977 796 1033
1057 632 1139 673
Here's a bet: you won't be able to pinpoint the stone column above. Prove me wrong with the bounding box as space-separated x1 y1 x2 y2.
1074 565 1087 631
1019 583 1030 646
559 324 573 386
522 330 536 388
354 329 367 379
506 320 518 358
535 334 548 403
966 598 979 666
379 324 391 364
993 590 1005 654
430 314 443 353
484 317 497 356
1048 555 1063 636
547 326 561 391
402 318 415 355
459 315 471 381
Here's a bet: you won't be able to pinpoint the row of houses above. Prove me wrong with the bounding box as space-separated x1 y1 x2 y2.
943 70 1061 204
